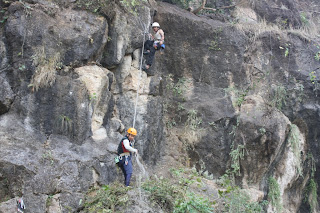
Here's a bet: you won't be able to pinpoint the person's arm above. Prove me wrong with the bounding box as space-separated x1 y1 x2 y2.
123 139 137 153
159 29 165 45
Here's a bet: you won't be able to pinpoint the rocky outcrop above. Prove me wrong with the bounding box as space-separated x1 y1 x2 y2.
0 114 117 213
0 0 320 212
154 1 320 212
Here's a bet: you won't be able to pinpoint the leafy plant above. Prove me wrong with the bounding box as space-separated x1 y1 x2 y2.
143 176 183 211
268 177 282 213
185 109 202 131
76 0 111 14
57 115 73 134
166 118 177 129
46 195 54 208
89 92 97 101
221 186 268 213
224 86 249 108
209 28 222 51
84 183 130 212
42 151 55 165
171 0 193 9
309 71 319 95
174 192 213 213
271 85 287 110
259 127 266 135
304 179 318 213
229 144 245 176
300 12 309 26
120 0 146 14
304 153 318 212
315 52 320 61
143 169 213 213
18 64 26 71
166 74 189 99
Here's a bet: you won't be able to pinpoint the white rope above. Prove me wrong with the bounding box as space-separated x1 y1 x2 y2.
132 30 147 128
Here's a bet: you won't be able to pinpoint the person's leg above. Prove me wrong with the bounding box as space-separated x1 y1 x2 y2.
144 40 153 51
119 161 127 185
146 46 156 69
123 159 133 186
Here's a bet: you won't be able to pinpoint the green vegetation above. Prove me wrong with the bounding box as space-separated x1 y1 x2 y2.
280 43 290 57
300 12 309 26
166 74 189 99
57 115 73 134
46 195 54 208
271 85 287 110
214 118 268 212
0 7 8 24
314 52 320 61
217 165 268 212
143 168 214 213
305 179 318 213
309 71 319 95
76 0 146 15
218 184 268 213
229 143 245 176
174 192 213 213
84 183 129 212
31 46 61 91
166 118 177 129
304 153 318 213
170 0 193 9
268 177 282 213
186 109 202 131
41 150 55 165
18 64 26 71
209 28 222 51
259 127 266 135
89 92 97 101
224 86 249 108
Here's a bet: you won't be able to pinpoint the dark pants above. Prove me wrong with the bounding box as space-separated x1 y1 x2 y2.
118 156 133 186
145 40 161 66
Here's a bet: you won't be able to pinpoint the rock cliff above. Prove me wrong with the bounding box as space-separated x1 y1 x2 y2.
0 0 319 212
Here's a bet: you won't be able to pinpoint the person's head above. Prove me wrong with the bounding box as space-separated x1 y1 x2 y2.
127 127 137 141
152 22 160 32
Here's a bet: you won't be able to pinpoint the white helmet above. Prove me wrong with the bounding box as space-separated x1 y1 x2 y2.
152 22 160 28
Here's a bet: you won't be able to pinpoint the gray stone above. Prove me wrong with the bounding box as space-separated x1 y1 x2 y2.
0 73 14 115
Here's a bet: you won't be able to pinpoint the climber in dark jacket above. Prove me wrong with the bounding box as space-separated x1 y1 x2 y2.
143 22 165 71
117 127 138 186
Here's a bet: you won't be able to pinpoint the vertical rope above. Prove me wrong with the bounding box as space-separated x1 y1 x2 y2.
132 31 147 128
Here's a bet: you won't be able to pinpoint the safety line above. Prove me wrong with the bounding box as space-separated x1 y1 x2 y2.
132 30 147 128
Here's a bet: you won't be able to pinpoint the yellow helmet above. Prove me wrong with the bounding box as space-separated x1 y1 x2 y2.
127 127 137 136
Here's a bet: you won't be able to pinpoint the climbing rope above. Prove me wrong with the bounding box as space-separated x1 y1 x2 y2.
132 29 148 128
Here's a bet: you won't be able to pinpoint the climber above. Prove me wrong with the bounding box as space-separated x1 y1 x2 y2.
17 198 25 213
143 22 165 71
117 127 138 186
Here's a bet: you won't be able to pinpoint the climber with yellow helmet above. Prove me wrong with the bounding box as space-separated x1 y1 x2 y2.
143 22 165 71
117 127 138 186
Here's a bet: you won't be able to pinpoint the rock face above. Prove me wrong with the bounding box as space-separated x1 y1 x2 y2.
0 0 320 212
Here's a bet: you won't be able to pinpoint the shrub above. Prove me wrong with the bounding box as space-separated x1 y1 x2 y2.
268 177 282 212
83 183 130 213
